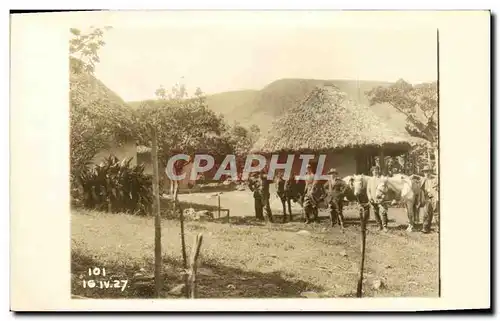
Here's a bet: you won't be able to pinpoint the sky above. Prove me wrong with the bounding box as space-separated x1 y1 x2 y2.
91 14 438 102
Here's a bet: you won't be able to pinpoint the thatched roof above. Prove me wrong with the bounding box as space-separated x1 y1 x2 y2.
70 58 128 108
70 57 135 142
251 85 428 153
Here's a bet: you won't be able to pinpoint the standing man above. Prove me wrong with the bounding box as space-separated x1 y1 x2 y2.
304 164 315 190
325 168 348 229
301 163 316 218
258 169 274 223
303 178 325 223
248 172 264 221
421 166 439 233
370 165 389 232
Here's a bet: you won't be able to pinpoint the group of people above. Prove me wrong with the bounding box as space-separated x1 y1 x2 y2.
247 164 351 226
247 163 439 234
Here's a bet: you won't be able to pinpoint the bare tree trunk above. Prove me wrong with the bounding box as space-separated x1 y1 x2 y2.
188 233 204 299
152 129 162 298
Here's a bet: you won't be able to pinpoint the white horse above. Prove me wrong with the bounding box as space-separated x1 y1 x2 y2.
370 174 426 231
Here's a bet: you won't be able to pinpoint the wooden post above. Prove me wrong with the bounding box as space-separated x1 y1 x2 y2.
217 194 221 219
173 181 188 298
188 233 204 299
403 152 409 175
151 128 162 298
378 150 385 175
175 183 187 269
356 205 368 298
169 179 174 196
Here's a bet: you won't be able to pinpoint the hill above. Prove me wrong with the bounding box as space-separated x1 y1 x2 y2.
128 79 409 134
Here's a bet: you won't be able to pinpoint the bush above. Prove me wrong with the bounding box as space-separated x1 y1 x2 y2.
73 155 153 215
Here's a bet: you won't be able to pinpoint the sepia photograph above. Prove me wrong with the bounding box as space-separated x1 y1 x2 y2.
9 10 491 312
69 18 439 299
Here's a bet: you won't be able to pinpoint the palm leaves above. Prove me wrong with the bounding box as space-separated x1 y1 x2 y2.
74 155 153 215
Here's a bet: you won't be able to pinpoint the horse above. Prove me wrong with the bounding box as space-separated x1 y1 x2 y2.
344 175 371 209
370 174 426 232
275 173 306 222
320 176 356 229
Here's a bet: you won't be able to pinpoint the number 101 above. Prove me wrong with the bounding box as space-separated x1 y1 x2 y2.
88 267 106 276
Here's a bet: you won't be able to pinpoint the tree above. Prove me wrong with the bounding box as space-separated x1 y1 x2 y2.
69 26 136 179
227 122 253 155
70 26 112 74
249 124 261 146
366 79 438 172
222 123 256 179
135 83 233 170
138 82 231 298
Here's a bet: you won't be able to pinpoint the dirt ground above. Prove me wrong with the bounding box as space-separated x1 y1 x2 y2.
71 190 439 299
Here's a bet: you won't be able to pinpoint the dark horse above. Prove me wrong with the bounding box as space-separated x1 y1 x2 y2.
275 173 306 222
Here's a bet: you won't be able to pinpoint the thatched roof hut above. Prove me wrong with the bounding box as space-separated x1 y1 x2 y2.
70 58 135 137
251 85 427 154
250 85 428 176
70 57 137 168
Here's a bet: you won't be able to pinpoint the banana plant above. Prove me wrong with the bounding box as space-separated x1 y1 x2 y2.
73 155 153 215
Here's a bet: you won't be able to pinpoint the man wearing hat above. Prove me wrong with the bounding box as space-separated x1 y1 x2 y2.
421 165 439 233
325 168 348 229
370 165 389 232
300 163 316 211
304 163 315 188
248 171 265 220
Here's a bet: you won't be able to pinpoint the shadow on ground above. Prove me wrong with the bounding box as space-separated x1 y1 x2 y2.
71 250 324 299
393 223 424 231
178 184 238 195
208 214 398 228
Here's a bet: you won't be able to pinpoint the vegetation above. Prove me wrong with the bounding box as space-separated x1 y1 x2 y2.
70 26 113 74
134 85 233 169
73 155 153 215
133 86 261 180
71 208 439 298
69 26 259 212
69 26 136 188
130 78 435 173
69 28 439 301
366 79 438 172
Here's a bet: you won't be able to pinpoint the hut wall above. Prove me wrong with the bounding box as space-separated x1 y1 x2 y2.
163 161 196 193
137 151 196 193
265 151 357 178
91 141 137 166
321 151 357 177
137 152 153 175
